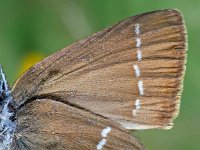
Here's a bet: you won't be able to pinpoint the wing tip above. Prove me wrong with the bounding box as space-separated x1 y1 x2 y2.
158 9 187 129
170 8 187 128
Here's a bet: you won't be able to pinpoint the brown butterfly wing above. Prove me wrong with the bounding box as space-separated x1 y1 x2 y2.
12 8 186 136
12 9 186 131
11 99 144 150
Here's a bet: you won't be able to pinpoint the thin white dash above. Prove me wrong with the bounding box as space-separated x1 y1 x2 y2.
136 38 141 48
96 127 112 150
101 126 112 137
135 24 140 35
133 64 140 77
97 139 107 150
135 99 141 110
136 50 142 61
138 80 144 96
133 99 141 116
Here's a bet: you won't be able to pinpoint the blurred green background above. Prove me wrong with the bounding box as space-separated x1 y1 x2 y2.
0 0 198 149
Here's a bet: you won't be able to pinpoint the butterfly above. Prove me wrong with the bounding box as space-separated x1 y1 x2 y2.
0 9 187 150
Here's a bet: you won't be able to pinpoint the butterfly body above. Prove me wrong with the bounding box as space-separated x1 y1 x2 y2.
0 67 16 150
0 9 187 150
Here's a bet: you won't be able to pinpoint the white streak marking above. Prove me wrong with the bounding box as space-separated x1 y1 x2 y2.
135 24 140 35
137 50 142 61
136 38 141 48
101 126 112 137
138 80 144 96
135 99 141 110
96 127 112 150
133 23 143 117
133 99 141 116
119 121 165 130
133 65 140 77
134 24 142 61
135 24 141 48
97 139 107 150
